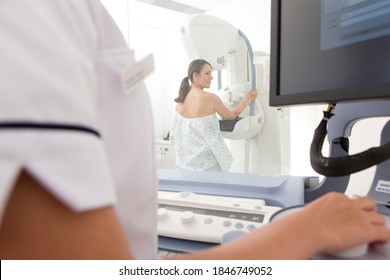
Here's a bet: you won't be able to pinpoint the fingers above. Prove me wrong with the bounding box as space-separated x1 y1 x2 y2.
351 195 378 211
351 196 385 224
370 223 390 244
370 212 387 226
249 89 258 100
353 196 390 242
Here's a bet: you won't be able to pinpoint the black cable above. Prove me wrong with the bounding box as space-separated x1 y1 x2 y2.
310 104 390 177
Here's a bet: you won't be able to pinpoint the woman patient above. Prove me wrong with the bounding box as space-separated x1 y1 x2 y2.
170 59 258 172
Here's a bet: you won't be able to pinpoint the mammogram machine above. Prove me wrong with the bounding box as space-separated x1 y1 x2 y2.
180 13 289 175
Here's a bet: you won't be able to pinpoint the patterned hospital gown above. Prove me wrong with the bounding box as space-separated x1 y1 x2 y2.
170 111 233 172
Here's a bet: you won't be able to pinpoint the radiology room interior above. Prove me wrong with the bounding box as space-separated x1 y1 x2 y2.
100 0 389 197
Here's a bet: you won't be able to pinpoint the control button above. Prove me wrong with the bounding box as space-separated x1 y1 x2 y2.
180 192 191 198
235 222 244 229
157 208 168 220
204 217 213 224
180 211 194 224
223 220 232 227
257 200 266 206
247 224 257 231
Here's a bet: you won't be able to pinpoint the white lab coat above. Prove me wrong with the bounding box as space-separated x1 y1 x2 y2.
0 0 157 259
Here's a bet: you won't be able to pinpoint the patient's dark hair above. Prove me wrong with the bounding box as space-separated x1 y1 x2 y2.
174 59 212 103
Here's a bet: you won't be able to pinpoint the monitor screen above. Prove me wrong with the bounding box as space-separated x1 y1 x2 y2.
269 0 390 106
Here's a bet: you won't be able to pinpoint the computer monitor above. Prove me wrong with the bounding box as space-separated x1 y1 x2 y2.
269 0 390 107
269 0 390 206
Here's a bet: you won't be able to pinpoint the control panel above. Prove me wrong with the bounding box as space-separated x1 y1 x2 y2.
157 191 282 243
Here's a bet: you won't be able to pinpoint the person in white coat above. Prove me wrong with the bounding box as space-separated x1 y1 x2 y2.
0 0 157 259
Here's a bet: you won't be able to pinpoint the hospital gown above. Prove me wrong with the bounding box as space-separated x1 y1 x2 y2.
170 111 233 172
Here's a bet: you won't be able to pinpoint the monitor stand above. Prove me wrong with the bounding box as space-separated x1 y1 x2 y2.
305 100 390 259
305 100 390 215
367 120 390 216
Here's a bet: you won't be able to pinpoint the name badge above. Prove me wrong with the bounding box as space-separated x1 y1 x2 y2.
121 53 154 95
